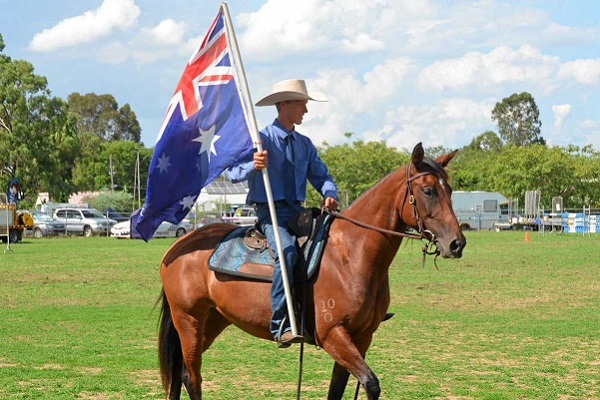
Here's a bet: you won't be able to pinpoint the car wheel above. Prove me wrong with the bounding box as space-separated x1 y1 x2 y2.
33 228 44 238
175 228 186 237
83 226 93 237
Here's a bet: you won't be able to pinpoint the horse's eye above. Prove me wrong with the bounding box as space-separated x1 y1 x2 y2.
423 187 433 196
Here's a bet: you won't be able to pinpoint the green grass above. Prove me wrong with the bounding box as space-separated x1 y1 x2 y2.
0 231 598 399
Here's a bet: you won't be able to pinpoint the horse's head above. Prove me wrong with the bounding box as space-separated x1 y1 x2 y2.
401 143 466 258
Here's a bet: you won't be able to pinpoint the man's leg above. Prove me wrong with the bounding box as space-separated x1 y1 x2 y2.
257 205 300 340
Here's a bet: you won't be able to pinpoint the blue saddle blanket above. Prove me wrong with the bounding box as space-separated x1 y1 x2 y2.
208 214 333 282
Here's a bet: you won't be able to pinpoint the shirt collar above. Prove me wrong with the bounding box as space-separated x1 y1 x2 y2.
273 119 295 139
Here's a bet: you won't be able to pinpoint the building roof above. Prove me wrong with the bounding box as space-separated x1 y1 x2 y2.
204 180 248 195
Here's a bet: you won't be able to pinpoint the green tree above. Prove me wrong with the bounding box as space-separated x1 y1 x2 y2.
0 34 80 203
486 145 581 209
468 130 503 152
83 190 134 213
73 139 151 195
491 92 545 146
449 148 494 191
309 135 409 208
68 92 141 142
425 145 455 159
563 144 600 208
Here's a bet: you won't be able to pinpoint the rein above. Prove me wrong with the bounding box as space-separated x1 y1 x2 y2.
324 162 442 268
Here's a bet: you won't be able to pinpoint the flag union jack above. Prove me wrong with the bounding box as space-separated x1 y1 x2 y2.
135 8 254 241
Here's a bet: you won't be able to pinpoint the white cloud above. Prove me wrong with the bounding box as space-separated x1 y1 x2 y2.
294 58 415 146
557 59 600 85
363 98 496 150
237 0 390 60
581 119 598 129
580 119 600 148
140 19 187 46
552 104 572 131
418 45 560 91
315 58 414 111
128 19 190 64
340 32 384 53
29 0 140 52
97 42 129 65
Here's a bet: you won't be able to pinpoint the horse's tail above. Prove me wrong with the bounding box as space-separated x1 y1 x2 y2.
158 289 183 398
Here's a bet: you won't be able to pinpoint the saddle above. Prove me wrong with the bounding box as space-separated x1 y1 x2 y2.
208 208 332 282
242 207 316 252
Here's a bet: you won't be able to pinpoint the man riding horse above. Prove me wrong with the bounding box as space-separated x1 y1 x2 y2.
226 79 339 348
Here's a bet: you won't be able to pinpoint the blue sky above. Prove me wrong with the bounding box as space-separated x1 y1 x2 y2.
1 0 599 150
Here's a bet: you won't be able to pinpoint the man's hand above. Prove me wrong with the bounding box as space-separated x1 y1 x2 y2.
253 150 268 170
321 196 339 211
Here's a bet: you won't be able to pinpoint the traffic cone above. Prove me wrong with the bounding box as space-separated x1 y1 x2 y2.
524 231 530 243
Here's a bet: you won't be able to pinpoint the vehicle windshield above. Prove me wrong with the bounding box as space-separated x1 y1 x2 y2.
82 210 105 218
34 213 54 222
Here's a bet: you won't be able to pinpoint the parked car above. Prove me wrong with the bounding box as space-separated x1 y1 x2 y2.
25 211 66 238
111 219 193 239
53 208 117 237
222 207 257 225
103 207 129 222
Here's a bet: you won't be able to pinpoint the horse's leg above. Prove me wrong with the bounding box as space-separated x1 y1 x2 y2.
179 309 231 396
327 361 351 399
159 296 185 400
172 310 208 400
323 328 379 400
201 308 231 351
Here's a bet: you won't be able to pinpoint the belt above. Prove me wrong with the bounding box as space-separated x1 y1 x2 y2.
254 200 300 207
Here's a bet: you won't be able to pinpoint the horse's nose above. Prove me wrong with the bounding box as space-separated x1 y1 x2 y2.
450 237 466 257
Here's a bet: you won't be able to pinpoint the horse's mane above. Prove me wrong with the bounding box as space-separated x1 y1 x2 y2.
343 155 449 211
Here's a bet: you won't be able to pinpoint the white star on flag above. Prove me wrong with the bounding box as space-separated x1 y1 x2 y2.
156 153 172 173
179 195 196 210
193 125 220 161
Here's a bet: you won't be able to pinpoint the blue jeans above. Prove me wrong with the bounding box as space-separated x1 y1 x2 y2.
256 202 303 338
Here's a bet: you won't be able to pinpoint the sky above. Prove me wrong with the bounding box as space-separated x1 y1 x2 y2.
1 0 599 151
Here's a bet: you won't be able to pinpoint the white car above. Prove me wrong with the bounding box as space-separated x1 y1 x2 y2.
222 207 257 225
111 219 193 239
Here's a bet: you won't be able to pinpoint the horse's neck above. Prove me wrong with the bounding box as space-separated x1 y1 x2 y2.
342 168 408 234
335 168 408 272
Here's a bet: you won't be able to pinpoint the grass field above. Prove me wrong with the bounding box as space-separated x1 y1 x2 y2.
0 231 598 399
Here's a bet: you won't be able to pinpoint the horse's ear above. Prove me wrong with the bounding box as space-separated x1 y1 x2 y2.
435 149 459 168
411 142 424 168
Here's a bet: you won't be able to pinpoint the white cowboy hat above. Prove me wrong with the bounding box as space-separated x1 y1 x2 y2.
255 79 327 107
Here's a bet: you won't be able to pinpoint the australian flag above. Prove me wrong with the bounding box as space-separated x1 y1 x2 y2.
134 7 254 240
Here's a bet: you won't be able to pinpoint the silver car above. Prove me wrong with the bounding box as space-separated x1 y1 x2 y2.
27 211 66 238
53 208 117 237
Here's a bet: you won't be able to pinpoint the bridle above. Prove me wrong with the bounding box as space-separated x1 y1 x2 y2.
325 162 442 267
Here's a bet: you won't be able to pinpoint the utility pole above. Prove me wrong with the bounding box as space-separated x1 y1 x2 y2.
109 155 115 190
136 149 141 209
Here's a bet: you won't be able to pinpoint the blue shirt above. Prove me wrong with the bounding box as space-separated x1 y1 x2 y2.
226 119 338 205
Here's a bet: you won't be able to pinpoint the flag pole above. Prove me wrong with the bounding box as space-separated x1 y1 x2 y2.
221 2 300 337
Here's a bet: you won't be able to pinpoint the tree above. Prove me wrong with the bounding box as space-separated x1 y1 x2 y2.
83 190 134 213
68 92 141 142
486 145 583 209
0 35 80 204
72 139 152 195
491 92 545 146
468 130 503 152
308 136 409 208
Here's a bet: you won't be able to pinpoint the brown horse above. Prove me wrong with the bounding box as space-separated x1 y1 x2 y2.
158 143 466 399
